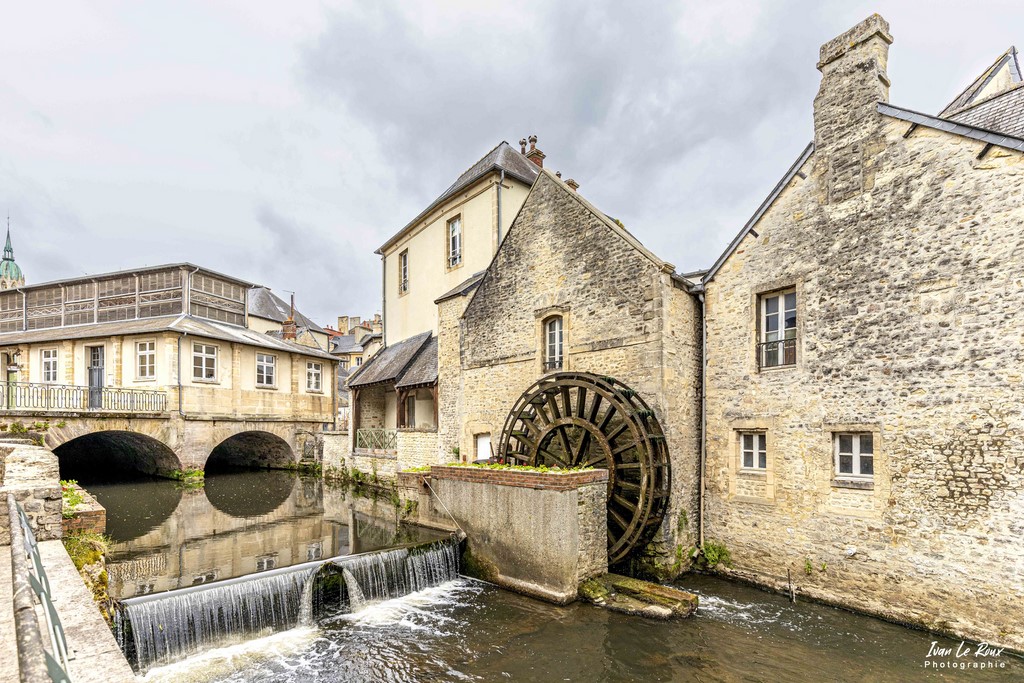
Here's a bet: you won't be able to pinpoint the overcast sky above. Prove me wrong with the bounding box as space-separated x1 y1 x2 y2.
2 1 1020 327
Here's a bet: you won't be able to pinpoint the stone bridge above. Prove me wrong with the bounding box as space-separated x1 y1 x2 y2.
3 412 325 476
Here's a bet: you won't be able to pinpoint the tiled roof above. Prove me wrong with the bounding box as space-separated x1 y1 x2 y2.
938 46 1022 138
331 334 363 354
248 287 324 333
878 103 1024 152
377 141 540 254
947 86 1024 138
347 331 432 388
395 336 438 389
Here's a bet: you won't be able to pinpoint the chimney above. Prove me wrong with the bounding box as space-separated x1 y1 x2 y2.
525 134 545 168
813 14 892 202
338 315 349 333
350 316 361 330
519 138 527 154
282 294 297 340
814 14 892 152
373 313 382 333
565 178 580 192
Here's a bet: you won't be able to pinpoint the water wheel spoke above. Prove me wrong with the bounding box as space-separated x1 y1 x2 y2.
617 481 641 493
606 423 629 443
539 445 569 467
614 462 642 470
546 394 562 421
608 507 630 530
611 493 638 514
573 431 593 464
599 405 617 431
588 394 603 423
612 440 639 456
560 386 572 420
555 426 574 462
576 387 587 418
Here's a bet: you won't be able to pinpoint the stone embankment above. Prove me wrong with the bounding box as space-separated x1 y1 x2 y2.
579 573 698 619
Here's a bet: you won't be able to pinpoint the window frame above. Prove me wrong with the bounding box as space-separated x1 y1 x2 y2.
447 215 462 268
256 353 277 388
404 394 416 428
40 348 58 384
833 432 874 480
306 361 323 393
739 431 768 471
544 316 564 371
136 341 156 381
398 249 409 295
758 289 797 370
192 343 218 383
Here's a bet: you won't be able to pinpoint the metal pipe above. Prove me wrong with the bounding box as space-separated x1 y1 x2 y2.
496 169 505 243
7 494 50 683
697 292 707 549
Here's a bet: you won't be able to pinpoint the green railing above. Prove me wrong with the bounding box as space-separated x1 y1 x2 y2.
356 428 398 450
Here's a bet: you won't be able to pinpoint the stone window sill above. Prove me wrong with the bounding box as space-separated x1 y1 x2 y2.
398 427 438 433
737 469 768 478
255 385 278 391
193 378 220 385
831 478 874 491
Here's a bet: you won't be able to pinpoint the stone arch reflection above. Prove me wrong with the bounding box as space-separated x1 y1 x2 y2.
204 469 297 518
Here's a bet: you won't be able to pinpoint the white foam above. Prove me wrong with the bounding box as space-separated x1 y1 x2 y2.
139 626 317 683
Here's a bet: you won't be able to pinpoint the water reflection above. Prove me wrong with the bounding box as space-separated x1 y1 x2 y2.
83 471 446 600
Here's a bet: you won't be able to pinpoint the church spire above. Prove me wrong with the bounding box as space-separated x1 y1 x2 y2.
4 216 14 261
0 216 25 289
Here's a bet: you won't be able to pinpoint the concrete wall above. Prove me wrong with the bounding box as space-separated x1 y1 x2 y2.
702 15 1024 650
430 465 608 603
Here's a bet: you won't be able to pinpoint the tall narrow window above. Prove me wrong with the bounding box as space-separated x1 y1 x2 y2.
404 394 416 428
40 349 58 383
355 357 363 367
193 343 217 381
398 250 409 294
136 341 155 380
739 432 767 470
447 216 462 267
256 353 276 387
834 433 874 479
545 316 563 370
340 357 350 370
306 361 322 392
759 290 796 369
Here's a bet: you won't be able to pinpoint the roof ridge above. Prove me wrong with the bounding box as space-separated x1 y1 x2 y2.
946 80 1024 118
940 47 1021 117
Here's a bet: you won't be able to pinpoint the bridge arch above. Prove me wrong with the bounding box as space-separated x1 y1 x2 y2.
54 430 183 480
205 430 295 472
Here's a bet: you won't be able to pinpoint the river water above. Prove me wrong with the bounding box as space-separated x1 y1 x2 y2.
79 472 1022 682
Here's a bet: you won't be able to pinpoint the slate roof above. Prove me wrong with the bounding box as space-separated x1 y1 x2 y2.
0 314 337 360
248 287 324 333
377 141 540 254
878 103 1024 152
434 270 486 304
395 336 438 389
331 334 363 354
939 47 1023 138
347 331 432 388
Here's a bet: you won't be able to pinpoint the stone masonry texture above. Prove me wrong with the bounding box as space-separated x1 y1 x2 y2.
703 14 1024 651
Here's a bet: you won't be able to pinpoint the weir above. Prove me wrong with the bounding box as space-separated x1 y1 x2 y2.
115 537 460 671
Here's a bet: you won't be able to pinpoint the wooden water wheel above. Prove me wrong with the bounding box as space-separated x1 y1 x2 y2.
496 372 670 565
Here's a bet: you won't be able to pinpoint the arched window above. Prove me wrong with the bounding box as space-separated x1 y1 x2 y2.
544 316 563 371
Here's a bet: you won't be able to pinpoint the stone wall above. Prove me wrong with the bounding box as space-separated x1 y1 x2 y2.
430 465 608 602
321 430 350 473
396 429 439 469
448 171 703 568
702 15 1024 651
0 441 62 545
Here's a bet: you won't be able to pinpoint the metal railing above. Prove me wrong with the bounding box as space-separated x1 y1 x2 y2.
757 338 797 370
0 382 167 413
355 428 398 450
8 494 72 682
543 359 563 371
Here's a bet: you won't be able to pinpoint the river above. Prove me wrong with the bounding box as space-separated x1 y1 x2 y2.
78 471 1022 682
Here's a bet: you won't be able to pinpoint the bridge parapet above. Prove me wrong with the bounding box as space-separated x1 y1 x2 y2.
0 382 168 415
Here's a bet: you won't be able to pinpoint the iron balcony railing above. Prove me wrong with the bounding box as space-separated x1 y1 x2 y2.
356 427 398 450
757 338 797 370
0 382 168 413
543 359 564 371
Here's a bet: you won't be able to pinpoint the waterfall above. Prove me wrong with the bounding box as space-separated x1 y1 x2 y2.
115 537 460 671
334 539 460 611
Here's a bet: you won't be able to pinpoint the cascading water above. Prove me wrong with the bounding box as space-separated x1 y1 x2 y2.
334 539 460 611
115 537 461 672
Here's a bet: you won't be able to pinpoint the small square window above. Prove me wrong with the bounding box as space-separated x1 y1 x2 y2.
256 353 276 387
306 362 322 392
192 343 217 381
740 432 767 470
834 433 874 480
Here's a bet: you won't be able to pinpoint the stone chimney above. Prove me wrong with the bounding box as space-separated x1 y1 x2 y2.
525 134 545 168
814 14 893 202
372 313 382 333
283 294 298 340
337 315 349 333
565 178 580 192
350 316 361 330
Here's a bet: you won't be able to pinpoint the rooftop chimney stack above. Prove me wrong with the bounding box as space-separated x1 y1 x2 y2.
566 178 580 192
282 294 298 340
525 134 545 168
519 138 527 154
813 14 893 203
351 316 361 330
338 315 349 333
372 313 382 333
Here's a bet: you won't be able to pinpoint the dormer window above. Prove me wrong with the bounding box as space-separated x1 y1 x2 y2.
447 216 462 268
544 316 563 371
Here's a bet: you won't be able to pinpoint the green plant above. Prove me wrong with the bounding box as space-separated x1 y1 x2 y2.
804 558 814 576
62 531 110 571
443 461 595 474
56 421 67 429
60 480 84 518
451 446 460 457
820 561 827 573
169 467 205 490
9 422 27 435
403 465 431 473
699 540 732 569
30 421 50 432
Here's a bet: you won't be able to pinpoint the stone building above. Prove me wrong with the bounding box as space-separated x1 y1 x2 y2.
700 15 1024 650
0 263 337 473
